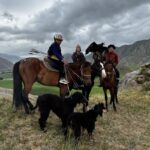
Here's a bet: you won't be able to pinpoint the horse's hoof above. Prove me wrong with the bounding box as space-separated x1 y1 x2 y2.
25 110 30 114
43 128 47 133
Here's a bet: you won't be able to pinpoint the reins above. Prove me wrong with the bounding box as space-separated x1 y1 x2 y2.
65 63 91 88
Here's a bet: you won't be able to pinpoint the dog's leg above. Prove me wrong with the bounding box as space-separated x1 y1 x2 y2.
61 118 67 128
87 125 94 140
39 109 50 131
74 126 81 141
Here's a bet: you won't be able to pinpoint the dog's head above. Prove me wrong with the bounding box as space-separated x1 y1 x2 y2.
71 92 88 106
94 103 106 117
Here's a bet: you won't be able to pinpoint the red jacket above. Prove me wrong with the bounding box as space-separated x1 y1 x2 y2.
103 50 119 66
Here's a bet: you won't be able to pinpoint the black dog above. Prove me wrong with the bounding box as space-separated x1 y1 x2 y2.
33 92 88 131
64 103 105 140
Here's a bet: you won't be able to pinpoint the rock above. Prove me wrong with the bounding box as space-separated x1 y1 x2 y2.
143 82 150 91
135 75 145 84
120 70 140 88
120 62 150 91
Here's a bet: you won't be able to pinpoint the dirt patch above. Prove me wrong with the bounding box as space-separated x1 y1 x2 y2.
0 87 37 101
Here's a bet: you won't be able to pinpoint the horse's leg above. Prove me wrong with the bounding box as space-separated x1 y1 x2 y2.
110 88 116 111
83 72 96 101
59 84 69 97
103 88 108 111
115 86 119 104
23 82 34 112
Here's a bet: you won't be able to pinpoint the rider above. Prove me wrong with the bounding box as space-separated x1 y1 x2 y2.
103 44 120 85
72 44 86 63
47 33 69 84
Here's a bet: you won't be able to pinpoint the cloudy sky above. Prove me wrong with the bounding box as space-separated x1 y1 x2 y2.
0 0 150 56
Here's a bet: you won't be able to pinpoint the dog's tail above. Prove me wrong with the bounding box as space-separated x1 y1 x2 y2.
31 97 39 110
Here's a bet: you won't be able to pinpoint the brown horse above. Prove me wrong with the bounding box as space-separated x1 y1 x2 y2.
13 57 92 113
100 61 118 111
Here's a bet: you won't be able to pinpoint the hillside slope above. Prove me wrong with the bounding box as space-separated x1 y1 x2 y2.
0 53 20 64
0 57 13 72
117 39 150 70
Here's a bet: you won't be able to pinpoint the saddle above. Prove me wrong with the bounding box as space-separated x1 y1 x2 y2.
43 57 59 72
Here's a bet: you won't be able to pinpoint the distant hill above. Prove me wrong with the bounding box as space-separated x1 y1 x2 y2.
0 57 13 72
117 39 150 67
64 39 150 74
0 53 21 64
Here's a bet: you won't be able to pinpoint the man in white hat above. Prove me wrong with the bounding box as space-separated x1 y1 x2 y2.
47 33 68 84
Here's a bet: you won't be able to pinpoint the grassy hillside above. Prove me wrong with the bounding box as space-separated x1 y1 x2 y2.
0 57 13 72
0 88 150 150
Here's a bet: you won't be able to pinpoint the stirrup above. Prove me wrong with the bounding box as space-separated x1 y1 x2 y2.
59 78 69 84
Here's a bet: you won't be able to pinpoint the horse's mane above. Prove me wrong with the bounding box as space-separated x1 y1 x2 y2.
68 61 91 67
104 61 114 67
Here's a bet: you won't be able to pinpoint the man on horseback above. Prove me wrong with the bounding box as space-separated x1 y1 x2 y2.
103 44 120 85
47 33 69 84
72 44 86 63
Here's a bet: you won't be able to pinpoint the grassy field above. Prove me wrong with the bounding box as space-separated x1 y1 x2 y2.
0 79 102 96
0 88 150 150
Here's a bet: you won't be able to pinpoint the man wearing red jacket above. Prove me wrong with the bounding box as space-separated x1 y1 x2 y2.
103 44 120 84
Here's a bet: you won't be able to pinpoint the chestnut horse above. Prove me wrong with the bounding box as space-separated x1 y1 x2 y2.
13 57 92 113
85 42 118 111
100 61 118 111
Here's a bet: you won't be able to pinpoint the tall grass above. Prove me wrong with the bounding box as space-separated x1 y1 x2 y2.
0 88 150 150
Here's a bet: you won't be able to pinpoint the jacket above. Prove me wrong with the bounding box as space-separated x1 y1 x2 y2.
48 42 63 61
72 52 85 63
103 50 119 66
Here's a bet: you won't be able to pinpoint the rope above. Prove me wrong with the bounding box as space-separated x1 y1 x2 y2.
64 66 72 96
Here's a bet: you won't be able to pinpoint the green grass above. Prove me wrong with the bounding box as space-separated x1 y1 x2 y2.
0 79 13 88
0 79 103 96
0 72 12 79
0 88 150 150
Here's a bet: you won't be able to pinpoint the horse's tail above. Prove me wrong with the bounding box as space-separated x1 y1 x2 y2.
13 61 23 109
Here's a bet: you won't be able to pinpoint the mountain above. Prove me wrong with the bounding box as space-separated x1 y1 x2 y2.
117 39 150 67
64 39 150 74
0 53 21 64
0 57 13 72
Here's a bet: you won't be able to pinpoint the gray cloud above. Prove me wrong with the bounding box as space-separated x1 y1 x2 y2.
0 0 150 55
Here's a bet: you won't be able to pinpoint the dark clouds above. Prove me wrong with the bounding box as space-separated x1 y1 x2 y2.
0 0 150 55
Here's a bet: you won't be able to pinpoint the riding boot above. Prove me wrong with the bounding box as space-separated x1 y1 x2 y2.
59 67 69 84
114 67 120 87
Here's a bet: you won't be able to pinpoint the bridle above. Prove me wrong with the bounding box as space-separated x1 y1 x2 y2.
80 63 91 81
66 63 91 87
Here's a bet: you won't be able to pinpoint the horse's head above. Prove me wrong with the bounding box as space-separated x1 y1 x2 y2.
80 61 92 86
104 61 114 79
85 42 107 54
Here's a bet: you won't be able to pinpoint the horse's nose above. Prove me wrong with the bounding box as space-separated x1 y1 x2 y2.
85 80 92 86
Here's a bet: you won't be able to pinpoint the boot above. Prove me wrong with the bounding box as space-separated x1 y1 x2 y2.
59 69 69 84
59 78 69 84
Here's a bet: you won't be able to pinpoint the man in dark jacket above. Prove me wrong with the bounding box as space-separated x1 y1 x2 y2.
48 33 68 84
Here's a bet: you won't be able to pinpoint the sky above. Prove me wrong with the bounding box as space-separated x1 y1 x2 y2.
0 0 150 56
